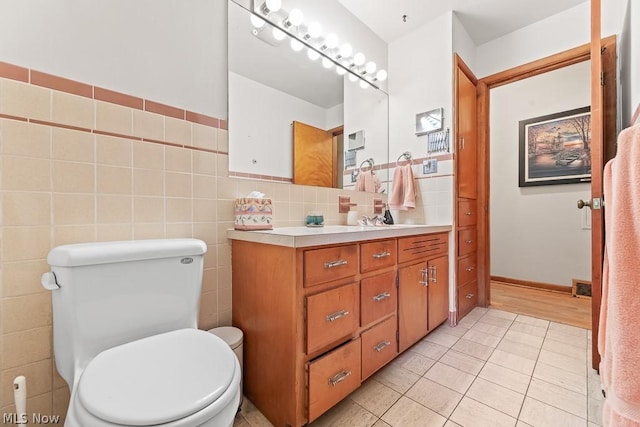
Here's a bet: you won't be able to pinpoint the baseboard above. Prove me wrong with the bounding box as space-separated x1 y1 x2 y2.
491 275 572 294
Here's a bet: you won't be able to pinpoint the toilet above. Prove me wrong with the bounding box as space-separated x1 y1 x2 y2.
42 239 240 427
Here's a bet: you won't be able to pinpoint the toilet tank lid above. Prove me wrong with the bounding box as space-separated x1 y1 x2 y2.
47 239 207 267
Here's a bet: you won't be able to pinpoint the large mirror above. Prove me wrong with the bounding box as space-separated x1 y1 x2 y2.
228 0 389 193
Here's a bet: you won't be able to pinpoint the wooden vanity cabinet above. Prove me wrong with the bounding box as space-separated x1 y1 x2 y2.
231 232 448 427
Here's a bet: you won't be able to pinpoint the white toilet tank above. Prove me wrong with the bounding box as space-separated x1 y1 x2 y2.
44 239 207 387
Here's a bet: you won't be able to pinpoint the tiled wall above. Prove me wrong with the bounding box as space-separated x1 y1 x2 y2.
0 62 383 421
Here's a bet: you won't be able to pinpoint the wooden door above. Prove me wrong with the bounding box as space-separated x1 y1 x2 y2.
456 67 478 199
428 255 449 331
293 121 334 187
398 262 428 352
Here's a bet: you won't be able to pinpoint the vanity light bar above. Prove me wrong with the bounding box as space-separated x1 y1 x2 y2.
249 1 387 88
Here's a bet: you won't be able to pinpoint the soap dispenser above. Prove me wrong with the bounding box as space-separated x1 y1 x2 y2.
383 203 394 225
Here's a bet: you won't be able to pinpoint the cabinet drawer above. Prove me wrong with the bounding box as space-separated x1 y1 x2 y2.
457 254 477 287
398 233 448 264
360 239 396 273
457 229 477 257
457 281 478 318
304 245 358 287
361 315 398 380
306 283 359 355
308 338 361 422
360 271 397 326
457 199 477 227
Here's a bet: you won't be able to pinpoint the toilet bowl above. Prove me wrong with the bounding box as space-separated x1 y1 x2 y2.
42 239 239 427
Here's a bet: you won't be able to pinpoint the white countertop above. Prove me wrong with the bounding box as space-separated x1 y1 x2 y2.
227 224 452 248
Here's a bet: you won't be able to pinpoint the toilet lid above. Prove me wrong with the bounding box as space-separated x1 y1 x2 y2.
78 328 236 426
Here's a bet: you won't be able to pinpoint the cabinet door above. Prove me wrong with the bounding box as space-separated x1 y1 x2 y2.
428 255 449 331
398 262 428 352
457 67 477 199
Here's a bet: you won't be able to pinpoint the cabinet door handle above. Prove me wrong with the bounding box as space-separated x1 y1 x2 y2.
372 251 391 259
419 268 429 287
373 292 391 302
373 340 391 352
328 370 352 387
324 260 348 269
326 310 349 322
466 293 475 299
465 266 475 272
465 240 473 244
465 212 472 216
430 266 437 283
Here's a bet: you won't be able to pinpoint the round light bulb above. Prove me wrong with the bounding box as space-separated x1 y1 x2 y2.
336 67 346 75
288 8 304 26
290 38 303 52
325 33 339 49
308 22 322 38
265 0 282 13
348 73 358 82
307 49 320 61
353 52 365 66
272 27 286 41
339 43 353 58
376 69 388 81
359 79 370 89
365 61 377 74
250 14 265 28
322 57 333 69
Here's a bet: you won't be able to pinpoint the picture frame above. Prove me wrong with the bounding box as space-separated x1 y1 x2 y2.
347 129 365 150
415 108 443 136
519 106 591 187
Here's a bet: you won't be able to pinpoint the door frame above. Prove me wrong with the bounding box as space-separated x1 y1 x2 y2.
476 36 617 368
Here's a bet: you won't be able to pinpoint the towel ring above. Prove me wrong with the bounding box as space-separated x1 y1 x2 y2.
359 158 374 172
396 151 413 166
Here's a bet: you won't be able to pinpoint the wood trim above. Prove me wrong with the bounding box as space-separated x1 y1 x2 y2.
454 54 478 85
477 80 490 307
491 276 572 294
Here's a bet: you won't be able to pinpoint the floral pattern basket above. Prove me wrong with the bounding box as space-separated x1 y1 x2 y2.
234 198 273 230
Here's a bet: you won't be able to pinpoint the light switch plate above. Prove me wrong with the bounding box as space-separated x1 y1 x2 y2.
423 159 437 174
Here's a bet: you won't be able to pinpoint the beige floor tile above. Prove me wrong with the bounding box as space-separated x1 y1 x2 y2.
423 329 461 348
439 350 485 376
588 397 603 425
349 378 401 417
546 329 588 349
450 396 517 427
496 338 540 361
538 349 586 376
309 399 378 427
390 350 436 376
484 309 517 321
462 328 502 348
527 377 587 418
587 378 605 401
444 421 462 427
239 399 274 427
451 339 494 361
381 396 447 427
478 362 531 394
424 362 475 394
405 377 463 417
548 322 586 338
467 306 489 318
508 321 547 338
503 330 544 349
409 340 449 360
456 316 478 329
435 323 469 338
466 377 525 418
542 339 587 360
373 420 391 427
516 422 534 427
519 397 586 427
373 364 421 394
533 362 587 395
476 316 514 329
233 415 251 427
469 321 508 338
488 349 536 376
515 315 550 329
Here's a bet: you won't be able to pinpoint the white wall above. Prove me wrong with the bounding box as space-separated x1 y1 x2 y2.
490 61 592 287
619 0 640 125
0 0 228 118
452 13 477 73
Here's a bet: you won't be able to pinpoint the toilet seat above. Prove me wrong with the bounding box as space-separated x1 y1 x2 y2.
76 329 236 426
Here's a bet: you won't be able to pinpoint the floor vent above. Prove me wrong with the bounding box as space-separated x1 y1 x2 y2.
572 279 592 298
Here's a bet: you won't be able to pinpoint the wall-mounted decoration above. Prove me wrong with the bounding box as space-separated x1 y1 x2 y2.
415 107 443 136
427 128 450 154
519 106 591 187
347 129 365 150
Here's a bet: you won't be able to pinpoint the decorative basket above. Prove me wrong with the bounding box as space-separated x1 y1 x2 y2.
234 198 273 230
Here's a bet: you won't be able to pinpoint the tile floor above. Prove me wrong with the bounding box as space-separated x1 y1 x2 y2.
233 307 603 427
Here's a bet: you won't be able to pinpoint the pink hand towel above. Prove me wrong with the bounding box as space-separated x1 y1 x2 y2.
355 170 381 193
389 164 416 211
599 124 640 426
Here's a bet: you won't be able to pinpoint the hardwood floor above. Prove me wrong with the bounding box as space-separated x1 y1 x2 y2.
489 281 592 329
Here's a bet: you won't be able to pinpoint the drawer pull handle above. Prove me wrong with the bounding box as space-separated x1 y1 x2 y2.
465 240 473 244
372 251 391 259
373 340 391 352
324 260 348 269
465 266 475 272
430 266 437 282
373 292 391 302
465 212 472 216
328 370 351 386
466 293 475 299
419 268 429 287
326 310 349 322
